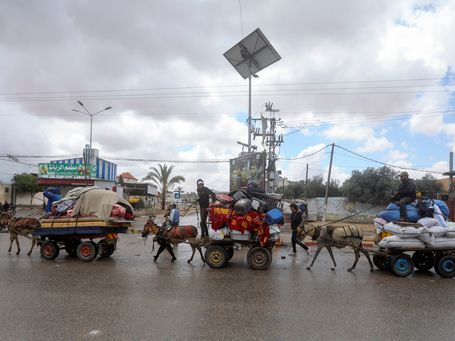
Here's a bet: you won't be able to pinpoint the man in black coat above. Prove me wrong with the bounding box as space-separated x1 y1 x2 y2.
289 202 309 255
392 171 416 221
196 179 216 239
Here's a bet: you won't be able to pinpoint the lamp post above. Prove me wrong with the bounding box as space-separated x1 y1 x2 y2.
72 101 111 177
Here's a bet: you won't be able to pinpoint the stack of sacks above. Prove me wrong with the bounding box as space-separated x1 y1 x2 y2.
375 217 455 250
376 200 449 224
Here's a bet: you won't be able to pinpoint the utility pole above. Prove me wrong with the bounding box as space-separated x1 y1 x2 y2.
322 143 335 222
443 150 455 221
248 76 252 153
305 163 309 200
252 102 283 193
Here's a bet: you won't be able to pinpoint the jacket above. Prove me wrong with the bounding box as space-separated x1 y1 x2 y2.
395 179 416 199
290 209 303 231
197 186 216 208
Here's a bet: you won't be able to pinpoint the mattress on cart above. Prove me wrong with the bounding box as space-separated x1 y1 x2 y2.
35 217 131 236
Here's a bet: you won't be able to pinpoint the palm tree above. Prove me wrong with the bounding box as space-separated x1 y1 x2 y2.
143 164 185 209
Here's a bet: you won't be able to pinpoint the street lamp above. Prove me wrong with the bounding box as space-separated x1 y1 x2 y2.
72 101 111 176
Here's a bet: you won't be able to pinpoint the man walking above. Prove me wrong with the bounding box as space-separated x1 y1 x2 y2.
196 179 216 239
289 202 309 256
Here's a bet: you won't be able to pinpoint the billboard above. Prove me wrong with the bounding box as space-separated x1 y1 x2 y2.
229 152 266 191
38 163 96 178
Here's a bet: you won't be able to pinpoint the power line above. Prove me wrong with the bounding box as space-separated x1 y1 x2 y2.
0 76 452 96
278 144 330 160
1 88 453 102
334 144 444 175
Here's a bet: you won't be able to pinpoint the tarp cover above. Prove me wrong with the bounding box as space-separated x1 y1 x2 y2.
56 187 133 221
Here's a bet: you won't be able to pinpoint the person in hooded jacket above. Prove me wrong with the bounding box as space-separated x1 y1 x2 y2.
289 202 309 256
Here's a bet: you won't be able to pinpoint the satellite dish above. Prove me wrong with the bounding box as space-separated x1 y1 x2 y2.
223 28 281 79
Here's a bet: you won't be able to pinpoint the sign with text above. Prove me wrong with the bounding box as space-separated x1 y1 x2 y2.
38 163 96 178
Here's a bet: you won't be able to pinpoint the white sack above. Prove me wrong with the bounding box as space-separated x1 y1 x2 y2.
417 217 439 228
383 222 402 235
400 227 421 239
427 237 455 249
378 235 425 250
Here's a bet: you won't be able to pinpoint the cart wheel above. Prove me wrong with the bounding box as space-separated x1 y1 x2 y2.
77 241 98 262
226 247 234 261
64 239 81 256
435 255 455 278
41 241 59 260
247 246 272 270
205 246 228 268
390 253 414 277
373 254 389 271
412 251 434 271
98 239 115 258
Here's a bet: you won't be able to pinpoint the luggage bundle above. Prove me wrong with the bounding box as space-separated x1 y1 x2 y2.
208 190 283 245
47 187 135 222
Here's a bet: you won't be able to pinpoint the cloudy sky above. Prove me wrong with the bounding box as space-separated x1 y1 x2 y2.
0 0 454 192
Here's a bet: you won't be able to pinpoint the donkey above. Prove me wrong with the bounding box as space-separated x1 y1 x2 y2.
298 224 373 272
142 216 205 263
0 211 13 231
6 217 41 255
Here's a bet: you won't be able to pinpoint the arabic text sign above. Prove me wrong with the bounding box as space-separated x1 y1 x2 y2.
38 163 96 178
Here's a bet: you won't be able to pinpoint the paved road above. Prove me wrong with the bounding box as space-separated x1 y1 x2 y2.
0 226 454 341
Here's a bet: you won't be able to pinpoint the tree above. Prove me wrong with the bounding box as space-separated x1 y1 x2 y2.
13 173 43 206
416 173 442 198
142 164 185 209
276 176 341 199
342 166 398 205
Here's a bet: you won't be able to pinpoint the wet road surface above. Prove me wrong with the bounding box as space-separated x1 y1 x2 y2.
0 216 454 340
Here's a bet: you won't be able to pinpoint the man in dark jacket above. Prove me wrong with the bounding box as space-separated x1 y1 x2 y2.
196 179 216 239
392 171 416 221
289 202 309 255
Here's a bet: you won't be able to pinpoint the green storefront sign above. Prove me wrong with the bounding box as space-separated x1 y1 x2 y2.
38 163 96 178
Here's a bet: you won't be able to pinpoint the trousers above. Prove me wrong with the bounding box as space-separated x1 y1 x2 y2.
291 230 308 253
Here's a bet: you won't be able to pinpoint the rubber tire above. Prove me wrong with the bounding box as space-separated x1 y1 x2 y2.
435 255 455 278
98 239 115 258
390 253 414 277
77 241 98 262
226 247 234 261
41 241 60 260
412 251 434 271
64 239 81 256
373 254 389 271
247 246 272 270
205 246 228 269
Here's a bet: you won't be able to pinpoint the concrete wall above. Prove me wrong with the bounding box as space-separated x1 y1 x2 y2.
15 191 45 207
283 197 384 222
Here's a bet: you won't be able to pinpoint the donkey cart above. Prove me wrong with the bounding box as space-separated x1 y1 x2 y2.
204 238 275 270
34 217 131 262
373 248 455 278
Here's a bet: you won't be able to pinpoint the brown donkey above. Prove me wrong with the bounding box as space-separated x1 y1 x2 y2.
299 224 373 272
0 212 13 231
142 216 205 263
7 217 41 255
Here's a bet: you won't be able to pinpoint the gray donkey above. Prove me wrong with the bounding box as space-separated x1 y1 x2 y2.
298 224 373 272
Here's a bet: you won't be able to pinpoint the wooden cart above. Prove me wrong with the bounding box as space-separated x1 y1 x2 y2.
34 217 131 262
